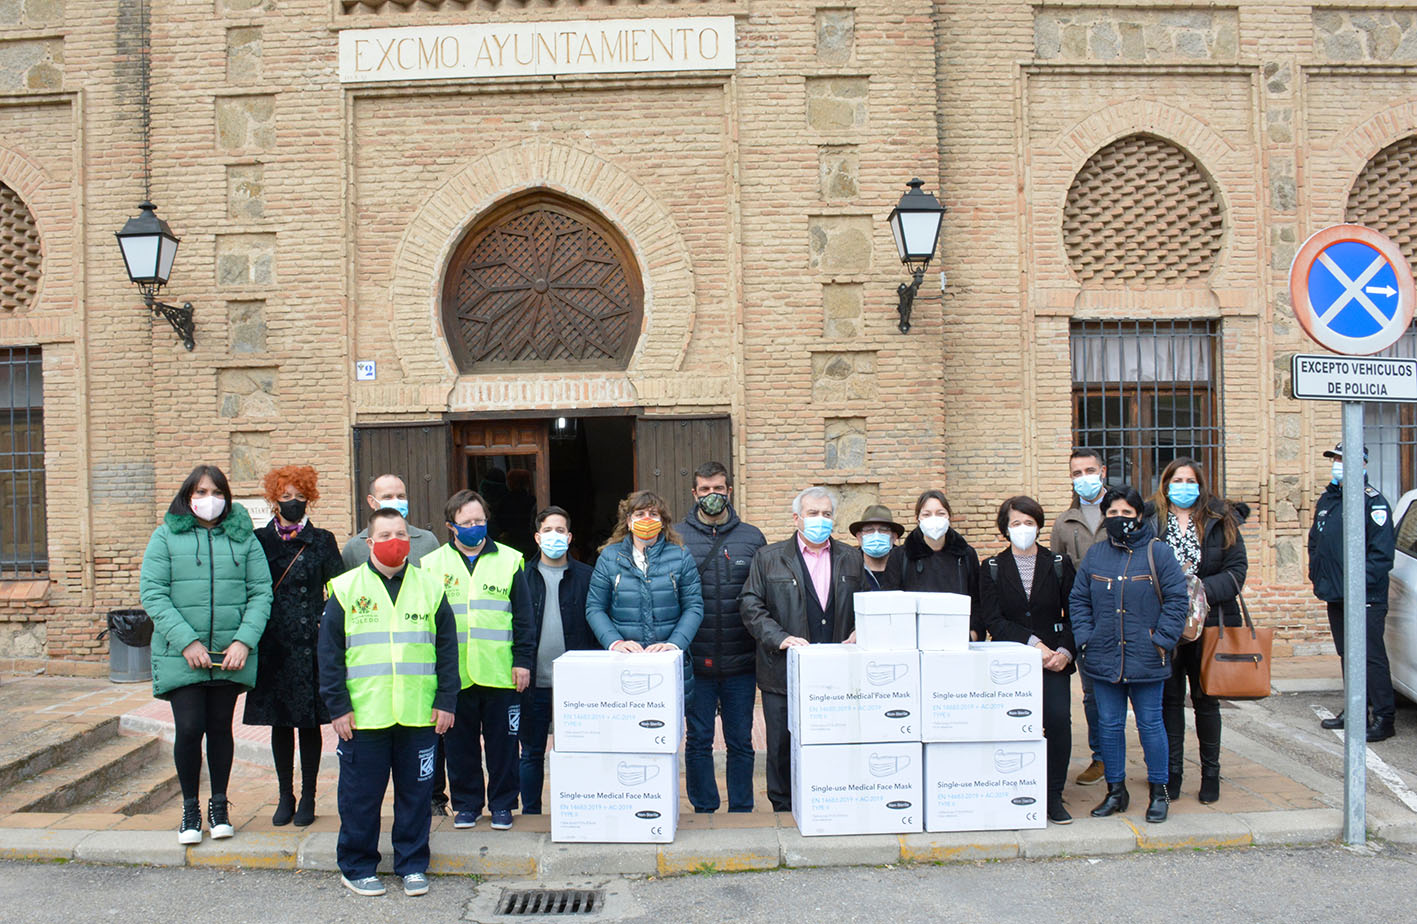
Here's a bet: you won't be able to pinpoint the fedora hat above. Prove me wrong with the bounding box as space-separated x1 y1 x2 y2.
848 504 905 537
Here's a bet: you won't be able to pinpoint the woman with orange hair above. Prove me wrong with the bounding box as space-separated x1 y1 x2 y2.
244 465 343 826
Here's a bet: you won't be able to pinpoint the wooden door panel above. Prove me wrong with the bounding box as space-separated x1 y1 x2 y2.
352 423 452 535
635 416 731 505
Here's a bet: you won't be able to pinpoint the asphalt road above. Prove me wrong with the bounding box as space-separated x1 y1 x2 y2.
1 843 1414 924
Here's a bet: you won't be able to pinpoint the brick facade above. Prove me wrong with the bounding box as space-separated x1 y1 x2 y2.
1 0 1414 659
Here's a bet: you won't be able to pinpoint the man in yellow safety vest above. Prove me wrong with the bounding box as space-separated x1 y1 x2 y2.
319 507 459 898
420 488 534 832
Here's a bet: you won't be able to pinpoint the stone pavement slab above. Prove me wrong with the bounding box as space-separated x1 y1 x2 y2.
427 830 540 877
899 829 1020 863
539 840 661 876
0 827 89 860
778 829 901 868
74 830 187 866
1235 808 1342 845
1124 812 1253 851
188 831 305 869
657 826 780 874
1017 815 1137 858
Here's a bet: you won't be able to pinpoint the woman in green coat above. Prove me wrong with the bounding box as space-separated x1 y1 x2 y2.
139 465 272 845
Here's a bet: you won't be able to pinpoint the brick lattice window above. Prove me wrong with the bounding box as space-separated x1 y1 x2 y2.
1063 134 1224 286
441 191 643 372
0 183 42 312
1346 134 1417 267
340 0 729 12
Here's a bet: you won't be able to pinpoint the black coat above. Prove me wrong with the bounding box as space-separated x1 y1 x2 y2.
522 555 598 676
243 519 343 727
740 536 862 694
980 544 1077 674
1150 500 1251 627
1308 482 1395 605
681 508 767 677
882 528 983 635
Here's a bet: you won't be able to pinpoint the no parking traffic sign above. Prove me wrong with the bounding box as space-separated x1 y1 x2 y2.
1290 224 1415 356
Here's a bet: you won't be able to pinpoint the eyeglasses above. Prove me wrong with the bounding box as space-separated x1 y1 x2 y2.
858 526 893 536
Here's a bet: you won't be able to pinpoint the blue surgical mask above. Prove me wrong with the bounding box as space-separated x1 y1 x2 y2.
539 532 569 560
451 522 487 548
381 498 410 518
802 516 833 544
861 533 892 559
1331 461 1343 485
1167 483 1200 509
1073 474 1104 501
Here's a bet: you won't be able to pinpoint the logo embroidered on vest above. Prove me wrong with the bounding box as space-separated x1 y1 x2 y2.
443 574 458 590
482 582 507 596
352 595 376 615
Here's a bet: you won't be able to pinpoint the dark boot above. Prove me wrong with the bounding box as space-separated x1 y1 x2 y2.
1198 772 1220 804
271 790 295 826
1321 711 1345 730
293 790 316 827
1367 716 1396 742
1090 781 1129 817
1047 796 1073 825
1168 771 1183 798
1145 782 1170 823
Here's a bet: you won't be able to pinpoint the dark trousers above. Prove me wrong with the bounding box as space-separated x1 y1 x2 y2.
685 672 757 813
518 686 554 814
430 736 448 808
445 684 520 814
169 682 241 801
1080 671 1102 763
1163 641 1221 778
1041 669 1072 801
335 724 436 879
761 690 791 812
1327 600 1396 722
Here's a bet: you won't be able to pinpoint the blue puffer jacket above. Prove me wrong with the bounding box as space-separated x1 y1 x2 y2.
586 535 705 693
1069 521 1188 684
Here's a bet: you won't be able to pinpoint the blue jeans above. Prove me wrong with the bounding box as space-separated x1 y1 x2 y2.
1091 677 1169 784
518 686 554 813
1080 671 1102 762
685 672 756 812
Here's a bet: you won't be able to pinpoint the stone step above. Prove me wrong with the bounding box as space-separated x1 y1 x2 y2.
0 733 163 815
0 715 120 793
66 753 183 817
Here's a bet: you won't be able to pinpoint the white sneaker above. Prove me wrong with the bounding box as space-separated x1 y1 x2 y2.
178 801 202 845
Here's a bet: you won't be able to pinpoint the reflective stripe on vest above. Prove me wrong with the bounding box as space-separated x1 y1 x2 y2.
328 564 446 729
421 543 522 689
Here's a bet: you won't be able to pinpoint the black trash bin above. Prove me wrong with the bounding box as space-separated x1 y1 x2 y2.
104 609 153 683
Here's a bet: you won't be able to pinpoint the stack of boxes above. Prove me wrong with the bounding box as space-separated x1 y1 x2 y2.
548 650 683 843
789 590 1046 836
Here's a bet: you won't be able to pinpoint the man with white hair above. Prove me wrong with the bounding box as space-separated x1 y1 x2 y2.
740 486 863 812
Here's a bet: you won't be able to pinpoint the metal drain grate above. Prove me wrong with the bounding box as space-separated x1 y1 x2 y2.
495 888 603 916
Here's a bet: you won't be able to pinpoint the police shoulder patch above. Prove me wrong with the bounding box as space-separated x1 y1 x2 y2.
1373 508 1389 526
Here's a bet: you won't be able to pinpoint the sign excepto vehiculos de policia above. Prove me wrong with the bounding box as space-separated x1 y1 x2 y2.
338 16 736 83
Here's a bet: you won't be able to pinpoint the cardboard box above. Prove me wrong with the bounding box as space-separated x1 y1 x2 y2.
910 592 971 651
923 740 1047 832
788 644 920 744
549 751 679 843
552 650 684 753
919 642 1043 742
853 591 918 650
792 741 924 836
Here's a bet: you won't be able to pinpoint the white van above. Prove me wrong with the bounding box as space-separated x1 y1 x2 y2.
1384 489 1417 702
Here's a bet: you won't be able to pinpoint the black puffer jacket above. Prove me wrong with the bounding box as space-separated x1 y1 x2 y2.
681 508 767 677
882 527 983 636
1147 500 1251 627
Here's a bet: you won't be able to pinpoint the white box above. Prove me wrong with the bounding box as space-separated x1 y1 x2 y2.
552 650 684 753
549 751 679 843
788 644 920 744
910 592 972 651
853 591 918 650
919 642 1043 742
792 741 923 836
923 740 1046 832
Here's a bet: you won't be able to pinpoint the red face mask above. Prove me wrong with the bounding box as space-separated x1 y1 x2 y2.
371 537 410 568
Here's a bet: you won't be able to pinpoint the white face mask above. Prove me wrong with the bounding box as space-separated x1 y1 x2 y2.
1008 524 1038 552
920 515 950 541
191 495 226 521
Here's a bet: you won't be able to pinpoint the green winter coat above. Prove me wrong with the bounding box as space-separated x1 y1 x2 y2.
139 503 273 699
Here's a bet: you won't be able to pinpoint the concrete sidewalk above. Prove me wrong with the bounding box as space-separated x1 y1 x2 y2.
0 658 1383 876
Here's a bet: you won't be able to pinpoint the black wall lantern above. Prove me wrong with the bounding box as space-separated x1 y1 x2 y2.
116 201 194 350
887 178 946 334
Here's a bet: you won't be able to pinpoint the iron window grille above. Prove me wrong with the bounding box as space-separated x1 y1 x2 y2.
1364 327 1417 504
1070 319 1224 496
0 346 45 577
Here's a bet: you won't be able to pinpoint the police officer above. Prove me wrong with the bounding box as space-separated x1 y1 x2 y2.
1308 442 1397 742
420 489 535 831
319 507 459 898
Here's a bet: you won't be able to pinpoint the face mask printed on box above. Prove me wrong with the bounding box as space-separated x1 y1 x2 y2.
993 748 1037 774
620 670 665 696
988 659 1031 685
866 661 908 685
616 761 661 787
868 752 912 778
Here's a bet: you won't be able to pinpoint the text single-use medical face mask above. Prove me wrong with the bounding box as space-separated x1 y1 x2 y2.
619 670 665 696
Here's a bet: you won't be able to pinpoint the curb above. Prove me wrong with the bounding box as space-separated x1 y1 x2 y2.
0 808 1348 874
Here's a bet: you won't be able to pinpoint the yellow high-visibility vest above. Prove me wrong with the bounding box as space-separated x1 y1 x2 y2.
421 542 522 689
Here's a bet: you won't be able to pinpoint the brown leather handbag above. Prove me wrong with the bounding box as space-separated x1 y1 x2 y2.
1199 573 1272 700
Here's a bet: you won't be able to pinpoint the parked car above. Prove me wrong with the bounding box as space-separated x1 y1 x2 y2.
1384 489 1417 702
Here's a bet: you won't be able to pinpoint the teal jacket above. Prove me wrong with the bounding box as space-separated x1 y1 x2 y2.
139 503 273 699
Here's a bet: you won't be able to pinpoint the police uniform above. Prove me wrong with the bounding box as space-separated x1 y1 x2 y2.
317 560 459 883
420 539 535 821
1308 476 1397 728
